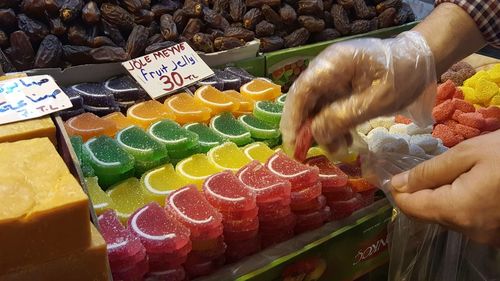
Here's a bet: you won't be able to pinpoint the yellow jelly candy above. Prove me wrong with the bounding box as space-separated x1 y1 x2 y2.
306 147 326 159
490 95 500 106
140 164 189 205
176 154 222 187
464 70 491 88
460 86 480 104
243 142 275 163
487 69 500 84
475 78 499 104
107 178 147 223
85 177 114 216
207 142 251 171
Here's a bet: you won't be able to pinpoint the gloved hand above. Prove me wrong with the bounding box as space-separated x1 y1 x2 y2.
280 31 437 155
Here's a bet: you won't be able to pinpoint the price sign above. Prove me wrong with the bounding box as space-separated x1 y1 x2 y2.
122 42 214 99
0 75 72 125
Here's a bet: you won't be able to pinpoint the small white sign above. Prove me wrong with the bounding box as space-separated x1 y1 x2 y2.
122 42 214 99
0 75 72 125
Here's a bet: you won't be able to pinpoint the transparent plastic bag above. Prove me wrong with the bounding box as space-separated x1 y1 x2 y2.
361 151 500 281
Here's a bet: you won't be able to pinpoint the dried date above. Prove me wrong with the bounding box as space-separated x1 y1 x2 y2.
34 34 62 68
394 2 414 25
0 0 20 9
6 31 35 70
60 0 83 22
259 36 283 52
147 33 164 45
182 18 203 40
89 46 129 63
280 4 297 25
101 19 126 47
101 3 134 31
350 19 370 34
213 0 229 13
262 4 283 28
323 11 333 27
255 20 275 37
297 0 323 15
245 0 281 8
48 17 66 36
224 26 255 41
62 45 93 65
17 14 49 45
284 27 309 47
183 0 203 17
377 7 396 28
337 0 353 8
298 16 325 32
135 9 154 25
353 0 372 19
192 33 215 53
243 8 263 30
90 36 117 48
0 49 16 73
206 27 224 41
229 0 246 22
147 21 160 36
376 0 401 14
21 0 45 18
44 0 61 16
68 25 89 46
0 30 8 48
82 1 100 24
123 0 143 13
214 36 245 51
0 9 18 29
323 0 333 11
331 4 351 35
151 3 169 18
203 7 230 30
173 9 189 31
125 25 148 58
145 41 176 54
160 14 178 41
312 28 340 41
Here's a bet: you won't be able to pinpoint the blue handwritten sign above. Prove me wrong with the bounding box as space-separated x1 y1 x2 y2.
122 42 214 99
0 75 72 125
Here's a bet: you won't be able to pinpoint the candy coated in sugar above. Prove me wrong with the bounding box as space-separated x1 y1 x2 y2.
380 138 410 154
176 154 222 187
203 171 257 212
328 194 363 220
224 67 254 84
148 119 199 151
242 142 276 163
290 182 322 204
85 177 114 216
194 85 240 115
105 75 146 102
223 216 259 233
409 143 426 157
484 117 500 131
127 100 175 129
388 133 410 143
82 104 120 117
368 117 395 129
70 135 95 177
220 206 259 221
107 178 147 223
456 112 485 129
489 95 500 106
265 152 320 190
103 112 137 131
453 124 480 139
452 98 475 113
65 112 117 141
366 126 389 140
357 122 373 135
214 69 242 91
406 123 433 135
72 83 116 107
240 79 281 101
323 185 354 202
295 206 329 228
207 142 252 171
276 94 287 106
410 134 438 153
238 114 281 140
437 80 456 101
474 78 498 103
184 123 225 153
432 124 463 147
460 86 480 104
112 256 149 281
253 101 283 125
290 194 326 213
305 156 348 189
367 134 397 153
478 106 500 119
198 75 225 91
388 123 408 135
210 112 252 146
432 99 454 123
223 90 255 115
140 164 189 205
164 92 212 124
395 114 412 124
452 109 464 122
453 87 464 99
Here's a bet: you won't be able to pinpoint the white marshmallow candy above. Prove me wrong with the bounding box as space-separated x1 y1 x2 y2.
369 117 395 130
380 138 410 154
389 133 410 143
367 127 389 140
409 144 426 157
407 123 433 135
357 122 373 135
389 123 409 135
410 134 438 153
431 144 448 155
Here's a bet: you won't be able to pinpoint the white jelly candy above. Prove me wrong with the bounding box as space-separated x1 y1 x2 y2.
380 138 409 154
407 124 433 135
356 122 372 135
367 127 389 140
410 134 438 153
409 144 426 157
432 144 448 155
369 117 395 129
389 123 409 135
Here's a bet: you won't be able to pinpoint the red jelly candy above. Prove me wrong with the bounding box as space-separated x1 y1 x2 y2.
453 123 480 139
259 213 297 232
442 119 458 130
358 189 376 207
290 182 322 205
259 204 292 221
436 80 456 101
457 112 486 129
294 207 330 234
452 98 475 113
220 206 259 221
433 124 463 147
166 185 223 240
323 185 354 202
305 156 348 190
112 256 149 281
328 194 363 220
145 267 186 281
224 227 259 242
432 99 454 123
395 114 412 124
478 106 500 119
290 194 326 213
452 109 464 122
266 152 320 190
484 117 500 131
294 119 313 162
223 216 259 233
453 88 464 99
191 235 225 252
348 178 376 192
237 160 292 204
336 163 362 178
203 171 257 212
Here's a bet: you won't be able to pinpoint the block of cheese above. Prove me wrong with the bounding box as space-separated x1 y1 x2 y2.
0 224 111 281
0 138 90 273
0 117 56 145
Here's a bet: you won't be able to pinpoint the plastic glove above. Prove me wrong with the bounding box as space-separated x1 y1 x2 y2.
281 31 437 155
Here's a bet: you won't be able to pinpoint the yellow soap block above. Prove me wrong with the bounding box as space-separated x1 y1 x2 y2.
0 117 56 145
0 224 110 281
475 78 499 104
460 86 480 104
0 138 90 273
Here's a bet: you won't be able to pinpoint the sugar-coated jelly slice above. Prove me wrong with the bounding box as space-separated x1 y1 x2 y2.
164 92 212 124
253 100 283 125
105 75 146 102
176 154 222 187
242 142 276 163
72 82 116 107
107 178 147 223
224 66 254 84
127 100 176 129
207 142 252 171
328 194 363 220
184 123 225 153
140 164 189 205
85 177 114 216
305 156 349 190
148 119 199 151
224 90 255 115
194 85 240 115
266 152 319 190
214 69 242 91
240 78 281 101
290 182 322 204
65 112 117 141
238 114 281 140
203 171 256 212
210 112 252 146
103 112 138 131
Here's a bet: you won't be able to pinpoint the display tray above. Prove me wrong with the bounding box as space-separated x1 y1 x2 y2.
198 39 261 67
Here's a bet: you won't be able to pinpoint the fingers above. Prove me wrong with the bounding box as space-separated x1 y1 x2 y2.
391 142 477 193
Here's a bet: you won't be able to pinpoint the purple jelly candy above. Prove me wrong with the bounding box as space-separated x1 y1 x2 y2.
72 82 116 107
105 75 148 102
224 67 254 84
197 75 224 91
214 69 241 91
62 87 84 108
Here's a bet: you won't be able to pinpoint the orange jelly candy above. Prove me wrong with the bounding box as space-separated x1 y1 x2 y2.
240 79 281 101
65 112 117 141
193 85 240 115
127 100 175 129
223 90 255 116
164 92 212 124
102 112 137 131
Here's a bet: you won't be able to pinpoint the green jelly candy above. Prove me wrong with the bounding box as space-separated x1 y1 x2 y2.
169 145 202 164
83 136 135 188
210 112 252 146
261 136 282 148
116 126 170 176
184 123 225 153
253 101 283 125
148 120 199 151
71 135 95 177
276 94 287 106
238 114 281 140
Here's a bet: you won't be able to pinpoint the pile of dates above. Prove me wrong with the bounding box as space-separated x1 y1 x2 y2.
0 0 414 71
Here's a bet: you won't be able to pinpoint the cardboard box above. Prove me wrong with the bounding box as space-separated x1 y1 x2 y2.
198 39 260 67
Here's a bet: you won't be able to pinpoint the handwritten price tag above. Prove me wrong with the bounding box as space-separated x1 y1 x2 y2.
122 42 214 99
0 75 72 125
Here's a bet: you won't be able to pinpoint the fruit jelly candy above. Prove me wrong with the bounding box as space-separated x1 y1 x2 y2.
72 82 116 107
259 212 296 231
240 79 281 101
85 177 114 216
237 160 291 203
295 206 329 228
194 85 240 115
432 99 454 123
253 101 283 125
409 134 438 153
409 143 427 157
107 178 148 223
110 246 148 273
62 86 84 108
210 112 253 146
460 86 480 104
475 78 498 103
223 216 259 233
83 136 135 188
187 243 227 264
128 202 191 255
457 112 486 129
290 182 322 205
112 256 149 281
295 215 328 234
224 90 255 114
127 100 176 129
165 185 223 239
175 154 222 187
214 69 242 91
295 120 313 163
369 117 395 129
224 67 255 84
359 189 376 207
164 92 212 125
198 75 225 91
323 185 354 202
184 123 225 153
238 114 281 140
484 117 500 131
58 107 86 121
328 194 363 220
453 123 480 139
203 170 257 211
116 125 169 166
140 164 189 205
118 99 143 113
305 156 349 189
452 109 464 122
225 236 261 262
242 142 276 163
258 196 291 213
357 122 373 135
451 98 475 113
291 194 326 213
102 112 137 131
262 136 282 148
490 95 500 106
83 104 121 117
436 80 457 101
70 135 95 177
147 119 199 150
148 242 191 263
453 88 465 99
105 75 146 102
348 178 376 192
432 124 463 147
185 255 225 278
145 267 186 281
168 145 201 164
224 225 259 242
97 210 146 266
65 112 117 142
191 235 225 252
406 123 433 135
337 163 362 178
259 203 292 222
207 142 252 171
395 114 412 124
220 206 259 221
266 151 320 191
276 93 287 106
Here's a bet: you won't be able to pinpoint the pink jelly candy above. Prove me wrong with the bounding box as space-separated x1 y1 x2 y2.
290 182 322 205
237 160 292 204
112 256 149 281
203 171 257 212
145 267 186 281
165 185 223 240
98 210 146 271
294 119 313 162
305 156 348 191
328 194 363 220
291 194 326 213
266 152 319 190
